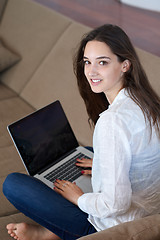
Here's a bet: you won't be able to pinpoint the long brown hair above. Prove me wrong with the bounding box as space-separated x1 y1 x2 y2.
73 24 160 137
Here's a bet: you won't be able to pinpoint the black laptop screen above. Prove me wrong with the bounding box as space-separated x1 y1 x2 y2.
8 101 79 176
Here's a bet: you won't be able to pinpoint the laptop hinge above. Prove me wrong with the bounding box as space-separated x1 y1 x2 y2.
37 148 77 175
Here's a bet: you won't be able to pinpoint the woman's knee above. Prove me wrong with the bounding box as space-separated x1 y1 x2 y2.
3 172 26 198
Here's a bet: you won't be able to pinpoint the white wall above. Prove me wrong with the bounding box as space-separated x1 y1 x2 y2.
121 0 160 12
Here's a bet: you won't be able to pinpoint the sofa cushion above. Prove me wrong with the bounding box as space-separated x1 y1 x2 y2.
0 83 17 100
0 0 8 21
0 0 72 94
0 146 27 176
0 39 21 72
78 214 160 240
0 96 34 150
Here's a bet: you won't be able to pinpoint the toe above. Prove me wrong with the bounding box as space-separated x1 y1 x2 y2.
6 223 17 230
10 232 16 237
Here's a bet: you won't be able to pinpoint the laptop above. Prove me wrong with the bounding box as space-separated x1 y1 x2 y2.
7 100 93 193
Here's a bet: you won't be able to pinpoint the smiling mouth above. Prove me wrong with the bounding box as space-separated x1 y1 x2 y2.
92 79 101 82
91 79 102 84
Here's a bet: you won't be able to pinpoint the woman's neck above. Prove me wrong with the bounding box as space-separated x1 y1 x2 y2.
105 87 123 105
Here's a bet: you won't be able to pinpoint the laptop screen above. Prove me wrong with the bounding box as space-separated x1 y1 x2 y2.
8 101 79 176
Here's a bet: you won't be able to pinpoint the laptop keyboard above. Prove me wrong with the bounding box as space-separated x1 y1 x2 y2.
44 153 90 183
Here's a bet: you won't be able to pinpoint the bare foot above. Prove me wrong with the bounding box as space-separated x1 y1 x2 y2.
6 223 61 240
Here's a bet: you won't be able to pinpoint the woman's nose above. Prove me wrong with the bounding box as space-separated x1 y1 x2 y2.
88 64 98 76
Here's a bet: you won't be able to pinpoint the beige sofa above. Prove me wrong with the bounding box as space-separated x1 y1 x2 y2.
0 0 160 239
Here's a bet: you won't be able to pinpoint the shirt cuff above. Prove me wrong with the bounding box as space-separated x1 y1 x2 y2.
78 193 90 213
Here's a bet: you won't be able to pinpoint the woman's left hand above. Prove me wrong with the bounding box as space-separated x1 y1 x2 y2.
54 179 84 205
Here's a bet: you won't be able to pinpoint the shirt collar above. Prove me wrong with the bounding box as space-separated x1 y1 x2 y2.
99 88 128 116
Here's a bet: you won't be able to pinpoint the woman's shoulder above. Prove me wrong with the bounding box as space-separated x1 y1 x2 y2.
101 94 143 119
97 94 146 133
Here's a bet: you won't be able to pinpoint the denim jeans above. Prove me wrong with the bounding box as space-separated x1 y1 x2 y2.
3 150 96 240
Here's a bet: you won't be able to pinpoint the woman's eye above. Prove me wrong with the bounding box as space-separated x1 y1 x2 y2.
99 61 107 65
83 60 90 65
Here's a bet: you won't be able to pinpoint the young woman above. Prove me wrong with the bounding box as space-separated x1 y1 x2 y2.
3 24 160 240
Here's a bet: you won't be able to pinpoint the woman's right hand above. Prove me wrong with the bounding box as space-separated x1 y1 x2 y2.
76 158 93 175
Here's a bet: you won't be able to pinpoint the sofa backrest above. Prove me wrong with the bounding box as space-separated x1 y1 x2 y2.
135 47 160 95
0 0 74 93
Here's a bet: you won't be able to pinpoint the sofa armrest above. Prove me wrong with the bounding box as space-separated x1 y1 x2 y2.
78 214 160 240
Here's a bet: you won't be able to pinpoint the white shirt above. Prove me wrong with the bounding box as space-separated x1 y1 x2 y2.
78 89 160 231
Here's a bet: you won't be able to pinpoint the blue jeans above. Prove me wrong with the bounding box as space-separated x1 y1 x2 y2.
3 148 96 239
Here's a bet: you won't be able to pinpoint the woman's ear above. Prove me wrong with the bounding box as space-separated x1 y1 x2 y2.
122 60 131 72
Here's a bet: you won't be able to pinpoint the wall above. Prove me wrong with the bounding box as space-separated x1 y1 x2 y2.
121 0 160 12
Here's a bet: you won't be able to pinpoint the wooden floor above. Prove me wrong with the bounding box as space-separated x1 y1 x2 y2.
32 0 160 57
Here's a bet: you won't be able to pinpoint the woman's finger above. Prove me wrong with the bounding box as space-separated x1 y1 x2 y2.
76 158 93 168
81 169 92 175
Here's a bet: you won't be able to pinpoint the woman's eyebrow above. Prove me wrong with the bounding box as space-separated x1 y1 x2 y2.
96 56 111 60
83 56 111 60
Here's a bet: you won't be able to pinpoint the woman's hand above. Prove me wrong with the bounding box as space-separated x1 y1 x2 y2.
76 158 93 175
54 179 84 205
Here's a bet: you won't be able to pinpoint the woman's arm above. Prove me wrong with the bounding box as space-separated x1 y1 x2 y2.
78 113 132 218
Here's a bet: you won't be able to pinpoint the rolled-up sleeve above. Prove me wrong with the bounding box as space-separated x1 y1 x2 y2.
78 112 132 219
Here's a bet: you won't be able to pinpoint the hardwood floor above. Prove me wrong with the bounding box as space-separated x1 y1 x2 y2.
31 0 160 57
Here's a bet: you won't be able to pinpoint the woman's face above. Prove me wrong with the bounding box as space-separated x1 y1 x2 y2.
83 40 126 103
